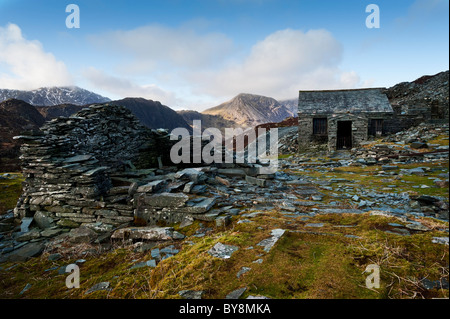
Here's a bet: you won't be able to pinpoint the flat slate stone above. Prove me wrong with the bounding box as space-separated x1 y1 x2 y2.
246 295 271 299
183 197 216 214
19 283 32 295
208 242 238 259
111 226 185 241
236 266 251 278
83 167 108 176
257 229 285 252
405 222 429 231
245 175 267 187
1 242 45 262
64 155 92 163
20 217 33 233
136 180 167 193
294 201 319 206
130 260 156 270
319 209 363 214
217 169 246 176
141 192 189 208
178 290 204 299
432 237 449 245
67 227 98 243
84 282 110 295
226 287 247 299
16 229 41 242
305 223 324 228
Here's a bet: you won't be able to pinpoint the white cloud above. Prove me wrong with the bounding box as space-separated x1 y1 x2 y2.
89 24 234 75
82 67 179 106
86 26 361 108
0 23 73 90
187 29 361 100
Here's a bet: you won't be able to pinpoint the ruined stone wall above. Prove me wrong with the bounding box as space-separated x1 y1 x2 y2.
297 115 327 151
297 111 423 152
14 104 175 230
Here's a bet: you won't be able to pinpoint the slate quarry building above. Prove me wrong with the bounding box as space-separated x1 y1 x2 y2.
297 88 395 151
297 74 450 152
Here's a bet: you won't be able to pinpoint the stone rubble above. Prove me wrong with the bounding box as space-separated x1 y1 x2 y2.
0 106 448 298
1 103 280 262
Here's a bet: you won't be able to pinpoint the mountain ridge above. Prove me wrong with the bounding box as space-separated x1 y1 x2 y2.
0 86 111 106
202 93 295 128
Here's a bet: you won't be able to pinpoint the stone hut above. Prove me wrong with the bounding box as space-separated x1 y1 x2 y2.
13 104 176 230
297 88 394 152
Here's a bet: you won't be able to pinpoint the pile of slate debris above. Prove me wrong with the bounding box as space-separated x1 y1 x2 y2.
0 103 278 263
0 105 447 277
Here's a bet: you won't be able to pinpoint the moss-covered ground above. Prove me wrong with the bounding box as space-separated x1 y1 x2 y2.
0 173 24 215
0 134 448 299
0 208 447 299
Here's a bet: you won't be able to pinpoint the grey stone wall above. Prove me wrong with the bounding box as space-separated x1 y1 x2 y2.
297 115 328 151
327 114 368 152
14 104 175 228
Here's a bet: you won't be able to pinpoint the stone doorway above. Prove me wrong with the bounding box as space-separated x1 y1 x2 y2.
336 121 352 150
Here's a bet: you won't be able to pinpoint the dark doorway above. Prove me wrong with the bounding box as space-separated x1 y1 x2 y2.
336 121 352 149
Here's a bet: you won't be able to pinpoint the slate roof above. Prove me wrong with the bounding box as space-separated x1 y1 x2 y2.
298 88 393 115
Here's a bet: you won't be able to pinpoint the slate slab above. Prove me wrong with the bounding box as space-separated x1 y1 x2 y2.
257 229 285 252
178 290 204 299
226 287 247 299
0 242 45 262
208 242 238 259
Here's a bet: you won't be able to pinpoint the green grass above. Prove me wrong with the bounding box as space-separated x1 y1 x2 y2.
0 210 447 299
288 160 449 198
0 136 448 299
0 173 23 215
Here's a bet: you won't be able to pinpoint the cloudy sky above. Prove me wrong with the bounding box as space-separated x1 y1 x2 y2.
0 0 448 111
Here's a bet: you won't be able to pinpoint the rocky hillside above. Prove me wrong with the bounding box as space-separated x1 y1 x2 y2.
36 98 193 132
0 120 448 300
0 97 192 171
0 86 111 106
278 98 298 117
0 99 45 171
202 93 294 127
36 104 85 120
177 110 239 131
385 70 449 118
109 98 192 132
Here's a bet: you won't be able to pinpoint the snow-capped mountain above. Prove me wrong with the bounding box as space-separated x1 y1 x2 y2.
0 86 110 106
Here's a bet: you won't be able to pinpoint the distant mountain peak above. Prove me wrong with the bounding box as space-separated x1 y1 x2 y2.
0 86 111 106
202 93 295 127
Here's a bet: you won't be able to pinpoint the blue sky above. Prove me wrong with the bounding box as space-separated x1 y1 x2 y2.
0 0 448 110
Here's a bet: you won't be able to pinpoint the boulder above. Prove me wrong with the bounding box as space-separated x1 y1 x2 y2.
0 242 45 262
33 211 54 229
67 227 98 243
136 180 167 193
245 175 267 187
